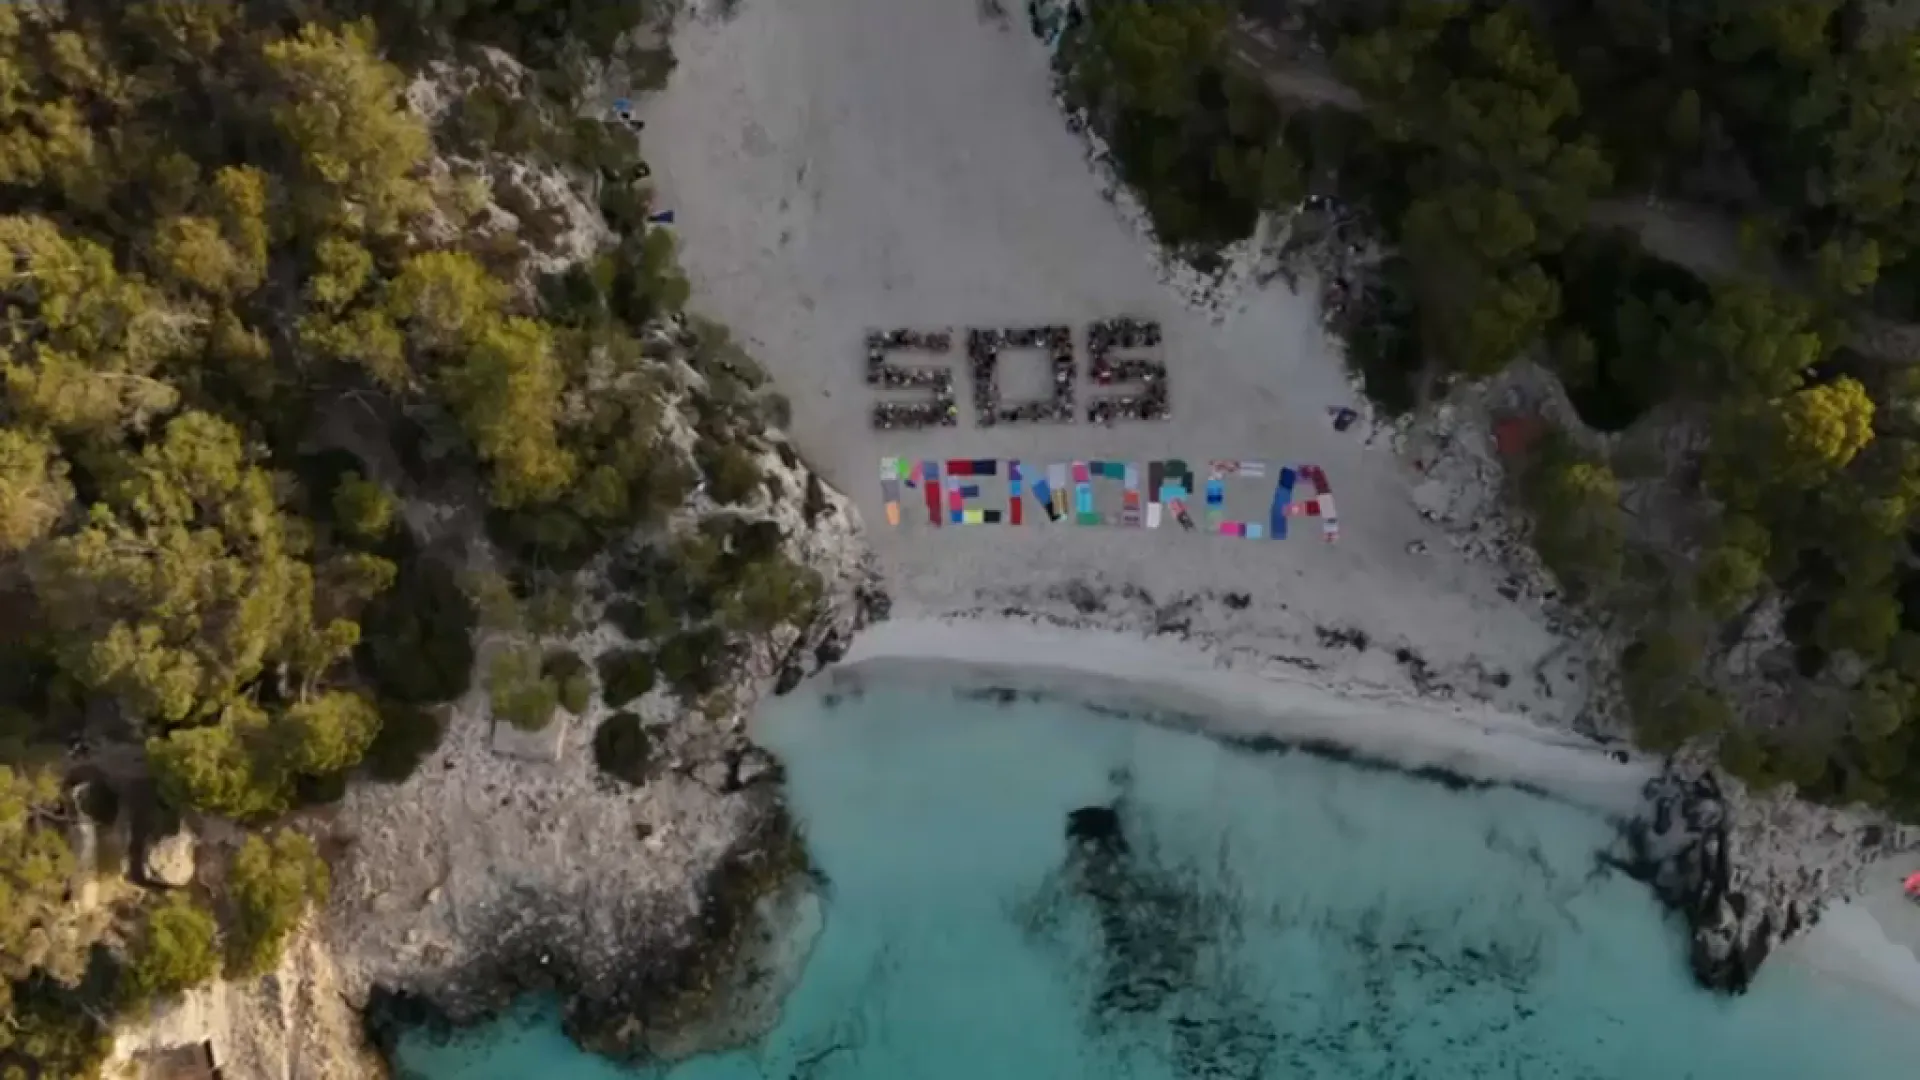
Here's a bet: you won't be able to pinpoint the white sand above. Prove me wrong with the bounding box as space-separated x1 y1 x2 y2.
642 0 1915 1002
841 616 1650 814
641 0 1581 727
1785 866 1920 1011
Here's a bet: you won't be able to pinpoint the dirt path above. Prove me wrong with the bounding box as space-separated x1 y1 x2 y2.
1227 21 1920 365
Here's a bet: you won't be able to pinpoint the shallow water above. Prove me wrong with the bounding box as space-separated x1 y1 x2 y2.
397 678 1920 1079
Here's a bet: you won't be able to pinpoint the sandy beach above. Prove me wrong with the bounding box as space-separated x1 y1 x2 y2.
839 616 1650 814
640 0 1579 728
640 0 1920 1010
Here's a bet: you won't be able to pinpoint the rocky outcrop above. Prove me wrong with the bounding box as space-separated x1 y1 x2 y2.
107 921 384 1080
140 827 197 890
315 442 882 1072
111 442 884 1078
1611 764 1919 993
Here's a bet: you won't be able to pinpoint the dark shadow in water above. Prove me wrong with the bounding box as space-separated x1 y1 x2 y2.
1013 784 1622 1079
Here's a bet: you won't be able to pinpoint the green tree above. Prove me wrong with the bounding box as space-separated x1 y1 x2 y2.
486 646 558 731
1812 232 1882 298
1695 515 1771 617
1816 582 1901 661
260 19 431 237
717 555 822 635
1775 377 1876 476
146 701 286 820
0 216 188 436
591 711 650 786
123 894 220 1003
1680 281 1822 398
331 471 396 541
27 412 337 724
1521 434 1624 600
0 766 83 1019
385 250 510 356
276 690 380 777
542 650 592 715
1401 185 1561 373
0 428 71 553
1620 628 1723 752
306 235 375 314
596 648 656 708
227 830 328 977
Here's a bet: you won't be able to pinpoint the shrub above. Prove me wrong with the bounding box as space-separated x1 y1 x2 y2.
487 647 559 731
657 626 731 699
596 648 657 708
123 894 221 1004
542 649 593 714
718 554 822 635
357 555 478 705
332 471 396 541
592 711 651 786
1520 432 1626 602
607 596 677 642
227 832 328 978
696 437 763 505
363 702 446 782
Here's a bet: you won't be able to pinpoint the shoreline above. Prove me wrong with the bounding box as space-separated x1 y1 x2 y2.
637 0 1917 1018
824 613 1920 1008
834 615 1650 816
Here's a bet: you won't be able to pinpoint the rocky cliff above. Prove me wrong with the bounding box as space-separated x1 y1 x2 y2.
1612 764 1919 993
109 438 885 1079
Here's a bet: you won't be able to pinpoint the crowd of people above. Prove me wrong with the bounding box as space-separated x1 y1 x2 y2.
1086 317 1169 423
867 328 959 430
863 320 1171 429
968 325 1076 426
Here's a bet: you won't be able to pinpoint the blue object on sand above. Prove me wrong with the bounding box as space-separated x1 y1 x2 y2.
648 210 676 225
612 97 633 115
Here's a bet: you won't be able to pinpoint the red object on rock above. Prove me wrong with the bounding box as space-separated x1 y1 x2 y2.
1494 416 1545 458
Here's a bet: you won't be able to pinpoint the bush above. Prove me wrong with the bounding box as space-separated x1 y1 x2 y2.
592 711 651 786
1520 432 1626 602
332 471 396 542
357 554 478 705
363 702 446 782
123 894 221 1004
542 649 593 714
607 596 677 642
596 648 657 707
696 437 763 505
657 626 732 699
487 647 559 731
227 832 328 978
718 554 822 635
609 229 690 325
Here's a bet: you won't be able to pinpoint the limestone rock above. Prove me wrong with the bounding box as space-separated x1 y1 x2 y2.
1611 763 1920 993
142 827 198 890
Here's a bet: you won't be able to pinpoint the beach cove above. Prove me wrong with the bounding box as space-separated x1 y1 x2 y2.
398 623 1920 1079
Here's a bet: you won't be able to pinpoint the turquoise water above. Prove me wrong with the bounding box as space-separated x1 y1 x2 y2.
397 678 1920 1079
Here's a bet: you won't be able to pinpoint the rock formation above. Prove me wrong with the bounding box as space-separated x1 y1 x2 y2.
139 827 197 891
1612 763 1919 993
110 440 884 1078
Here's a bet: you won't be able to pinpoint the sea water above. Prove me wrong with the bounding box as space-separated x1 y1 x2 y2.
396 677 1920 1079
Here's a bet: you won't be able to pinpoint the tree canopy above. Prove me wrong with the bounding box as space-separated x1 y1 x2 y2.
0 2 821 1069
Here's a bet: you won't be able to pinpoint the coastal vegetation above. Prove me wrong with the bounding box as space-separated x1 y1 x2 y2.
0 0 827 1073
1060 0 1920 819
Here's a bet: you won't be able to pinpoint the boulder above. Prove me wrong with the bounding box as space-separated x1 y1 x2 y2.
143 827 198 889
